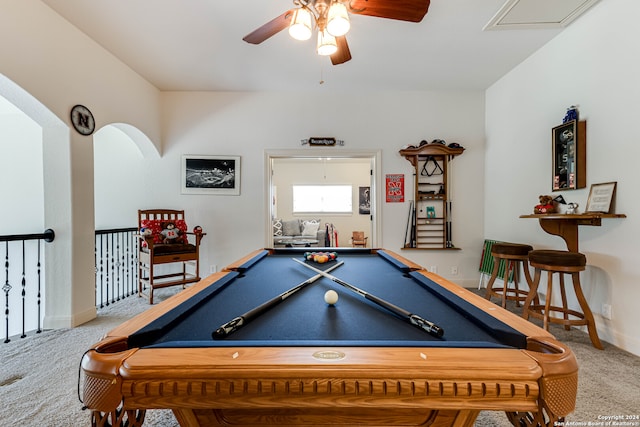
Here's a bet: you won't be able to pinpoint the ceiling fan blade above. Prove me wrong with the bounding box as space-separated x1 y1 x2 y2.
243 10 294 44
348 0 430 22
331 36 352 65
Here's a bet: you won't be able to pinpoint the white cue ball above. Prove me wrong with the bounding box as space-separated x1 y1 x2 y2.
324 290 339 305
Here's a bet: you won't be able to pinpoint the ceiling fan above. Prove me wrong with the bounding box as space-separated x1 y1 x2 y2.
243 0 431 65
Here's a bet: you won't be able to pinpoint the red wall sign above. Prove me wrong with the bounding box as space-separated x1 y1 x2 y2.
385 174 404 203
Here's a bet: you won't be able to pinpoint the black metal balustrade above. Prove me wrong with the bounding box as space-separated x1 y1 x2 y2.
1 227 141 344
94 227 138 308
1 229 55 343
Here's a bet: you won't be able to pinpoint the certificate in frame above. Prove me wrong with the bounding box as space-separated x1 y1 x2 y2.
585 182 617 213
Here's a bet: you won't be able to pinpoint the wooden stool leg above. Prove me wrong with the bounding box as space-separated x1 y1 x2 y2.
558 274 571 331
522 261 533 288
148 263 154 305
543 271 554 331
502 260 520 308
511 260 526 307
501 261 514 308
484 261 501 301
571 272 604 350
522 268 541 321
521 261 538 305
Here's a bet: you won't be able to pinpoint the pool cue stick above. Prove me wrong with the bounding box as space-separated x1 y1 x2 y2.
403 201 409 246
404 200 413 247
212 261 344 339
292 258 444 338
445 200 452 248
445 159 453 248
411 201 417 247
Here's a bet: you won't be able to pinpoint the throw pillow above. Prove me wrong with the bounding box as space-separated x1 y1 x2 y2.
301 220 320 237
282 219 301 236
272 218 283 236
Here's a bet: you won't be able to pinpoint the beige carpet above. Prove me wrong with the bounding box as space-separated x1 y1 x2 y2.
1 286 638 427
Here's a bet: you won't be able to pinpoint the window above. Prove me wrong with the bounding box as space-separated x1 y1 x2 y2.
293 185 352 213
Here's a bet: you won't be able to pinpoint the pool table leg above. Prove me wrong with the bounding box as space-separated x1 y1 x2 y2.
91 408 146 427
506 406 561 427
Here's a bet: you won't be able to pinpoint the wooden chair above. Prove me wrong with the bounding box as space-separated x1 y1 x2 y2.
137 209 205 304
351 231 368 247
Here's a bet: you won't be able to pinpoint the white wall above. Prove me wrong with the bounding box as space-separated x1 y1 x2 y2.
94 126 152 229
160 91 486 283
485 0 640 355
0 103 43 234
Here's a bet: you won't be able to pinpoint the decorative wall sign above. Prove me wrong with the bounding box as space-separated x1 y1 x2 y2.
181 155 240 195
385 174 404 203
585 182 617 213
301 137 345 146
70 104 95 136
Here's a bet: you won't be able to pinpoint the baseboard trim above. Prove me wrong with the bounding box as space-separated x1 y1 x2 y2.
43 306 97 329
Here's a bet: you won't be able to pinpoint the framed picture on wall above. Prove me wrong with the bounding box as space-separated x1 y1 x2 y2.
359 187 370 214
181 155 241 195
585 181 616 213
385 174 404 203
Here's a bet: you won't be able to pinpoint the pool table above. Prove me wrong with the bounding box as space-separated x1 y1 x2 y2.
82 248 578 427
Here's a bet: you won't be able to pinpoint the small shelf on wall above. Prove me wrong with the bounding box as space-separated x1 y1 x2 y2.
399 144 464 250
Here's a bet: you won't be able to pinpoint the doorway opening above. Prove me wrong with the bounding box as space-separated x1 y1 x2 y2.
265 150 381 248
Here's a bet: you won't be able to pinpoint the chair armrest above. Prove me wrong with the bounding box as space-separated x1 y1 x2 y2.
185 231 206 247
135 233 157 250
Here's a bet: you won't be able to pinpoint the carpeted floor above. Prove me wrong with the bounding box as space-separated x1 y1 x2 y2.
1 286 638 427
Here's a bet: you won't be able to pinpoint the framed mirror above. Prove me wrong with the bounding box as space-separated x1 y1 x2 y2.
552 120 586 191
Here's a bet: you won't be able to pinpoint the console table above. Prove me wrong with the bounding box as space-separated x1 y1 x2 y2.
520 213 626 252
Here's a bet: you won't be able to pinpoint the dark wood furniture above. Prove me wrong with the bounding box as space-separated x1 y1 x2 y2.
82 248 578 427
399 143 464 249
519 213 626 252
137 209 205 304
523 250 603 350
485 242 534 308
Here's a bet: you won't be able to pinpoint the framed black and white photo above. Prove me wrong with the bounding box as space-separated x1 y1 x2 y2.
585 181 616 213
181 155 240 195
358 186 370 214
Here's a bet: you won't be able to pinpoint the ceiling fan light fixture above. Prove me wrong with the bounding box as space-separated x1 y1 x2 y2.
317 30 338 56
289 8 313 41
326 2 350 37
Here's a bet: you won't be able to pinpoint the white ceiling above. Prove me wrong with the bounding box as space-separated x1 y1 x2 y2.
37 0 598 92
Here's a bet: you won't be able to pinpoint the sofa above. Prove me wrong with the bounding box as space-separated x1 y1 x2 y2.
272 218 326 247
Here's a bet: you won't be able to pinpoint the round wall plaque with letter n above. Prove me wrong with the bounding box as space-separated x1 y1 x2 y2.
70 104 95 136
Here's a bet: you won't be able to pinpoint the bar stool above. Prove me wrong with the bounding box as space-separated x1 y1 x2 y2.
485 243 534 308
523 250 603 350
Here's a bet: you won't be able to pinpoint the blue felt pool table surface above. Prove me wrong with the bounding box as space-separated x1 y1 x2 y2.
130 248 526 349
